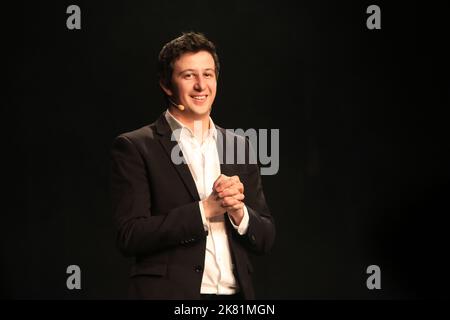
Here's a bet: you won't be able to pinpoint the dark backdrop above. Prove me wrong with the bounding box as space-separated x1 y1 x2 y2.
3 0 449 299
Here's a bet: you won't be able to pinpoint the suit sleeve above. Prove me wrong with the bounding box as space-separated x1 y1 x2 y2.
232 138 276 255
110 135 207 257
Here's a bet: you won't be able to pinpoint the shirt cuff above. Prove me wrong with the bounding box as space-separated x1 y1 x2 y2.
198 201 209 232
228 205 249 235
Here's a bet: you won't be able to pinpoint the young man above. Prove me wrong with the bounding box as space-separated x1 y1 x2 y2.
111 32 275 300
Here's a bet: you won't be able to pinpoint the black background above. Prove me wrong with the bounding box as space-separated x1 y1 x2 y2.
3 0 449 299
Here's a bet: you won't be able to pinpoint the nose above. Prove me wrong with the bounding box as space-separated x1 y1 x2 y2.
194 75 206 91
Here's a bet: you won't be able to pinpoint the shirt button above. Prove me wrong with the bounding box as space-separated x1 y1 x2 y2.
194 265 203 273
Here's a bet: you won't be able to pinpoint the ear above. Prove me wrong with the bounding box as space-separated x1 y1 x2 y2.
159 80 173 97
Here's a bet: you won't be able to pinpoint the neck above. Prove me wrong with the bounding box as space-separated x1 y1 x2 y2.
168 106 211 141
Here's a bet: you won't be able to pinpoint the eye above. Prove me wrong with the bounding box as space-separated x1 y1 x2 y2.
183 73 193 79
204 73 214 78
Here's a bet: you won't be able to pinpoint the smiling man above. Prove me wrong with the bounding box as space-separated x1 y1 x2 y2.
110 32 275 300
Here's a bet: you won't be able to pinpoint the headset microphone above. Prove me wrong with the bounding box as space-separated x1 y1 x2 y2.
168 97 185 111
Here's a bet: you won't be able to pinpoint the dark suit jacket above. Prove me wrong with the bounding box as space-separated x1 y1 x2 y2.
110 113 275 299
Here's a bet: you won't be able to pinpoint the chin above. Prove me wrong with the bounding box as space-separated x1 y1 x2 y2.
189 105 212 116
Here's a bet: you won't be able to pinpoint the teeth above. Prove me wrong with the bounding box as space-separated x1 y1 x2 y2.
192 95 206 100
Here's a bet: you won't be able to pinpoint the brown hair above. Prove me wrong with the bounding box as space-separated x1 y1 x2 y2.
158 32 220 90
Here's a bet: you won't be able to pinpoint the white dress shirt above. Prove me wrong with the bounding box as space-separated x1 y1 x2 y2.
164 110 249 295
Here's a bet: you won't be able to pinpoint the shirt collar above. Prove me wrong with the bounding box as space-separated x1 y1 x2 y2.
164 109 217 142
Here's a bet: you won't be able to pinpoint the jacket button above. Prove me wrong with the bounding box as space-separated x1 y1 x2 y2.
194 265 203 273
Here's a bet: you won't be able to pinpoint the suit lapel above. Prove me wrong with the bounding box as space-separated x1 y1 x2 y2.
216 127 238 241
156 113 200 201
217 126 237 177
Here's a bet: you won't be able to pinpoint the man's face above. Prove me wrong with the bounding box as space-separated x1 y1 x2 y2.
162 50 217 117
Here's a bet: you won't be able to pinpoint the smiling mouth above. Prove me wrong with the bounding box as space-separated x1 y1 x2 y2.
191 95 207 101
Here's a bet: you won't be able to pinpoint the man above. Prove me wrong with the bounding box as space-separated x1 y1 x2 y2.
110 32 275 300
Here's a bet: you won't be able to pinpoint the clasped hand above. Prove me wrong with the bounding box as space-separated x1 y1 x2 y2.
202 174 245 225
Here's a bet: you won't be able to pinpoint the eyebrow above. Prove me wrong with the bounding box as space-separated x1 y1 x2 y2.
178 68 215 75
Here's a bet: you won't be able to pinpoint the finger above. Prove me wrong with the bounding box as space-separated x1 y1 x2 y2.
213 174 225 189
228 176 242 190
228 202 244 211
233 193 245 201
221 197 237 207
211 191 221 201
229 191 245 202
222 176 243 193
221 197 241 207
231 175 241 184
218 188 240 198
215 178 234 192
213 174 229 190
223 181 244 194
